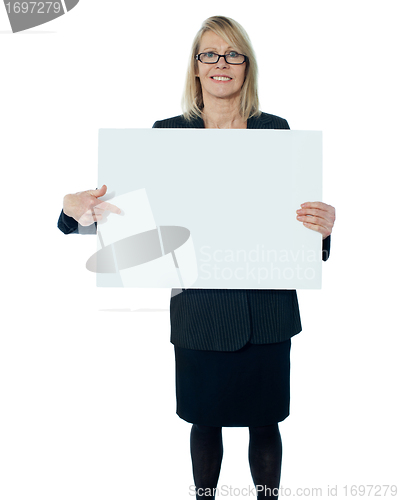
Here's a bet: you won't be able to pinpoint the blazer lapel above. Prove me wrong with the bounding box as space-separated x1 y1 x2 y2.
187 115 205 128
247 113 272 128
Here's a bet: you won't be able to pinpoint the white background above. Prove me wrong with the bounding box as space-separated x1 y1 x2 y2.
1 1 398 499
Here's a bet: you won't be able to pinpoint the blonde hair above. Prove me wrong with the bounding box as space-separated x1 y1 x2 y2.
182 16 261 121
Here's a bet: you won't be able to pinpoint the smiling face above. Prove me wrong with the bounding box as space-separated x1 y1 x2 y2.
195 30 247 107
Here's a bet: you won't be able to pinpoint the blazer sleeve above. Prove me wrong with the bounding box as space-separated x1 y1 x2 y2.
57 209 79 234
57 209 97 234
322 235 331 261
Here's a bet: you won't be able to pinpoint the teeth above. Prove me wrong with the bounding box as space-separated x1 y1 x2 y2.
212 76 231 81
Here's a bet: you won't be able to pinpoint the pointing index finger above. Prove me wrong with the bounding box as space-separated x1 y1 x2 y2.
94 200 122 214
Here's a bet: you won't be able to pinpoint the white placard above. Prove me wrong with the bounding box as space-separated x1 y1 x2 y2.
90 129 322 289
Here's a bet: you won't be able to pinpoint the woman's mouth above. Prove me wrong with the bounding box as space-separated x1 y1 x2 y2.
211 76 232 81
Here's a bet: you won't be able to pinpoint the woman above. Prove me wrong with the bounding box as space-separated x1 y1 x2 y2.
58 16 335 500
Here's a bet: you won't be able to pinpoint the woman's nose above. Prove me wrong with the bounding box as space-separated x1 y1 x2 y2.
216 56 229 68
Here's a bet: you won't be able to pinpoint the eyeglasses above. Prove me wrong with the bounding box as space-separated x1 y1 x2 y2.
196 52 248 65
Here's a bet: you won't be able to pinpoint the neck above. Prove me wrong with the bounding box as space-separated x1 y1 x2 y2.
201 96 245 129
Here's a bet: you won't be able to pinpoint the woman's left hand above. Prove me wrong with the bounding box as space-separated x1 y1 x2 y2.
296 202 336 239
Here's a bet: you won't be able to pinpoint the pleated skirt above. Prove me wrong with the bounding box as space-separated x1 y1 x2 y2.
174 339 291 427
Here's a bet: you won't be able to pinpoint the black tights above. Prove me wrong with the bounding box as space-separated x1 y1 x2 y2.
190 423 282 499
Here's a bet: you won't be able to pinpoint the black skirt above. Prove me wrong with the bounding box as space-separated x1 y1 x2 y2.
174 339 291 427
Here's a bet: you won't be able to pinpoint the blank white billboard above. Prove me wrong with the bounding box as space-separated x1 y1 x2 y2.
91 129 322 289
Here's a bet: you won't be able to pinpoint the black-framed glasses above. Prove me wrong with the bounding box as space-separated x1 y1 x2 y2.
196 52 248 65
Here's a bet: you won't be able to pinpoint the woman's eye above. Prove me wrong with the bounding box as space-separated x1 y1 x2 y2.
228 51 239 58
205 52 215 58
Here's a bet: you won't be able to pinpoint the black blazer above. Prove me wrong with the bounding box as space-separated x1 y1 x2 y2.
57 111 331 352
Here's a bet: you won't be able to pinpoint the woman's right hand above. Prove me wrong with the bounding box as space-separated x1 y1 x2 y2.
63 184 121 226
